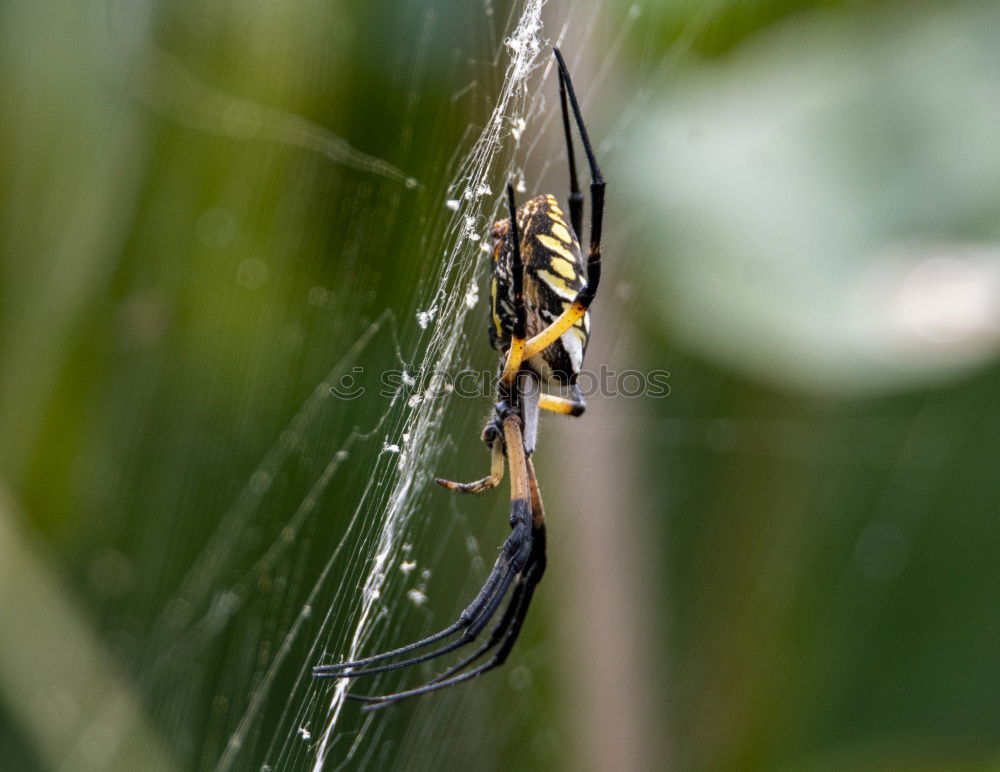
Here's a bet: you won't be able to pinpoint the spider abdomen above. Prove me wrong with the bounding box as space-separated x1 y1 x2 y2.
489 194 590 386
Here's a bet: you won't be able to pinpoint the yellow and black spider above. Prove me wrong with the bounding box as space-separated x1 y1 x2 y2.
313 47 604 709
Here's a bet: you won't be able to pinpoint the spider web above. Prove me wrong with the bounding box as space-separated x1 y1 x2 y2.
161 2 707 766
284 5 545 767
195 3 552 768
0 0 719 766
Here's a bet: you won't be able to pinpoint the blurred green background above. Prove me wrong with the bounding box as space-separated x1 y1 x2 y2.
3 0 1000 769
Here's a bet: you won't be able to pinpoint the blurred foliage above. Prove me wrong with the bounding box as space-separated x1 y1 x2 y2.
2 0 1000 770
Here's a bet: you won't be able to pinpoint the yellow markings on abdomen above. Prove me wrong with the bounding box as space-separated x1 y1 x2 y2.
536 233 577 263
545 196 565 216
548 256 578 280
536 269 578 300
491 278 503 336
550 221 573 244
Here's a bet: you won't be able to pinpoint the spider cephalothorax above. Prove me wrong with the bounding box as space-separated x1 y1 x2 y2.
314 46 604 709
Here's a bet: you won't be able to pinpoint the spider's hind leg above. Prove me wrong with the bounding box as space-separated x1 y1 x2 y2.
349 414 544 709
354 522 546 710
313 412 535 684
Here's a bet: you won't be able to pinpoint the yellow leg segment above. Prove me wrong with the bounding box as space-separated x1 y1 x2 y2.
525 456 546 527
435 439 504 493
503 414 528 505
500 337 525 388
538 392 586 417
523 301 587 360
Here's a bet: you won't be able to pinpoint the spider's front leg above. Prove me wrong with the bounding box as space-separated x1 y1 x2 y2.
521 48 605 364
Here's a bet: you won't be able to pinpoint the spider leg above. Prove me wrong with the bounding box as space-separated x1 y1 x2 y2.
312 512 524 677
345 554 539 703
524 455 545 527
348 451 548 708
353 523 547 710
425 571 534 683
557 49 584 241
424 456 547 682
336 413 539 705
421 455 547 684
314 412 533 686
312 621 464 676
315 545 523 679
538 384 586 417
434 435 504 493
499 183 527 389
522 48 605 362
316 488 532 679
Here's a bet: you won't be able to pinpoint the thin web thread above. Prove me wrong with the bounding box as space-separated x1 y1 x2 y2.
133 47 417 186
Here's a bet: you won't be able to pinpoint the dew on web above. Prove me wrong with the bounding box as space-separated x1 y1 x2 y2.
511 117 527 142
398 560 417 575
415 305 438 329
464 281 480 309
